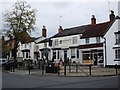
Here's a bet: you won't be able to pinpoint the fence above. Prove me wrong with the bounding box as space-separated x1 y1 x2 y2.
28 62 120 76
2 61 120 76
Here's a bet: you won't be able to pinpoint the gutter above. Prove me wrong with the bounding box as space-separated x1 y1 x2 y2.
103 37 107 67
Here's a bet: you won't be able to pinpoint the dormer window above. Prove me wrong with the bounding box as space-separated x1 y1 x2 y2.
96 37 100 43
86 38 89 44
115 32 120 45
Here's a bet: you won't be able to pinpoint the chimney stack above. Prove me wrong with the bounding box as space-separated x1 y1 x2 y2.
109 10 115 21
91 15 96 25
58 26 63 33
42 25 46 37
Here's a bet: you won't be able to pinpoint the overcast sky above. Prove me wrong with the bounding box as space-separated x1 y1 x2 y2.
0 0 120 37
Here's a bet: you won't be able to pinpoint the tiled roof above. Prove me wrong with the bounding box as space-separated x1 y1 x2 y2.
80 21 114 39
37 38 51 44
51 26 86 38
51 16 120 39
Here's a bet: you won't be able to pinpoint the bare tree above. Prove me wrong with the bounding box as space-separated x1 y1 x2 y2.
4 0 36 61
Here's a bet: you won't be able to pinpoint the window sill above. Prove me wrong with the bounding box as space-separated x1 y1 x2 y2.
114 59 120 61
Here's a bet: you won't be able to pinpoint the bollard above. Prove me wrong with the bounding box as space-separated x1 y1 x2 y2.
76 64 78 73
69 63 71 73
89 65 91 75
115 64 117 75
42 64 44 75
58 63 60 75
28 65 31 74
38 61 40 69
64 63 66 75
29 68 30 74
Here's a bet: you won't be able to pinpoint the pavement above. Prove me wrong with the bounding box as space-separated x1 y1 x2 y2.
2 65 120 77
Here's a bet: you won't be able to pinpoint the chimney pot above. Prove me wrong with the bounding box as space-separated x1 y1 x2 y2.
58 26 63 33
91 15 96 25
109 10 115 21
42 25 46 37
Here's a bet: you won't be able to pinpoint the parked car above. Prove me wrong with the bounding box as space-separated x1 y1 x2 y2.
0 58 8 65
2 60 14 70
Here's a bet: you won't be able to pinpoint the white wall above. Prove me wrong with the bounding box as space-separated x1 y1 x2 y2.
104 20 119 65
51 34 81 48
80 37 104 45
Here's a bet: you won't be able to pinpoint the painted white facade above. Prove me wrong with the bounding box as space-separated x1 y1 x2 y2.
51 34 104 64
13 11 120 66
17 36 45 62
104 19 120 66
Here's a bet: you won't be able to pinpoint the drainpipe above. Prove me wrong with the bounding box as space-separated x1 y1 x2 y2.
103 37 107 67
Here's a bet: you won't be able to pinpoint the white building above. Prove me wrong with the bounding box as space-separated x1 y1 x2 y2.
39 11 120 67
17 26 47 62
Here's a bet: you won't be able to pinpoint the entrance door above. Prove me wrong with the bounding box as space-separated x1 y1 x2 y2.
93 54 97 65
64 50 67 61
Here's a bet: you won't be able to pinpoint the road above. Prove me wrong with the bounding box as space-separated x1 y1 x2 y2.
2 71 119 88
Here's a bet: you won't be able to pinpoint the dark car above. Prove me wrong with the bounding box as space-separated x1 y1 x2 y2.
2 60 14 70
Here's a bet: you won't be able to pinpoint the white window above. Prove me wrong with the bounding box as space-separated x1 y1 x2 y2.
72 37 77 44
54 39 58 46
115 49 120 60
96 37 100 43
85 38 89 44
71 48 75 58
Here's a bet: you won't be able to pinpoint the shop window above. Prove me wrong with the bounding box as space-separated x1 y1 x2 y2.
82 51 90 60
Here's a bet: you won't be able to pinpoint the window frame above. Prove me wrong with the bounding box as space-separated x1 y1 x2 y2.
54 39 59 46
85 38 89 44
115 49 120 60
72 37 77 44
71 48 75 58
115 34 120 45
96 37 100 43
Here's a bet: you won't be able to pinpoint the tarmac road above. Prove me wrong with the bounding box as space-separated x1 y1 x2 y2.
2 71 119 88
